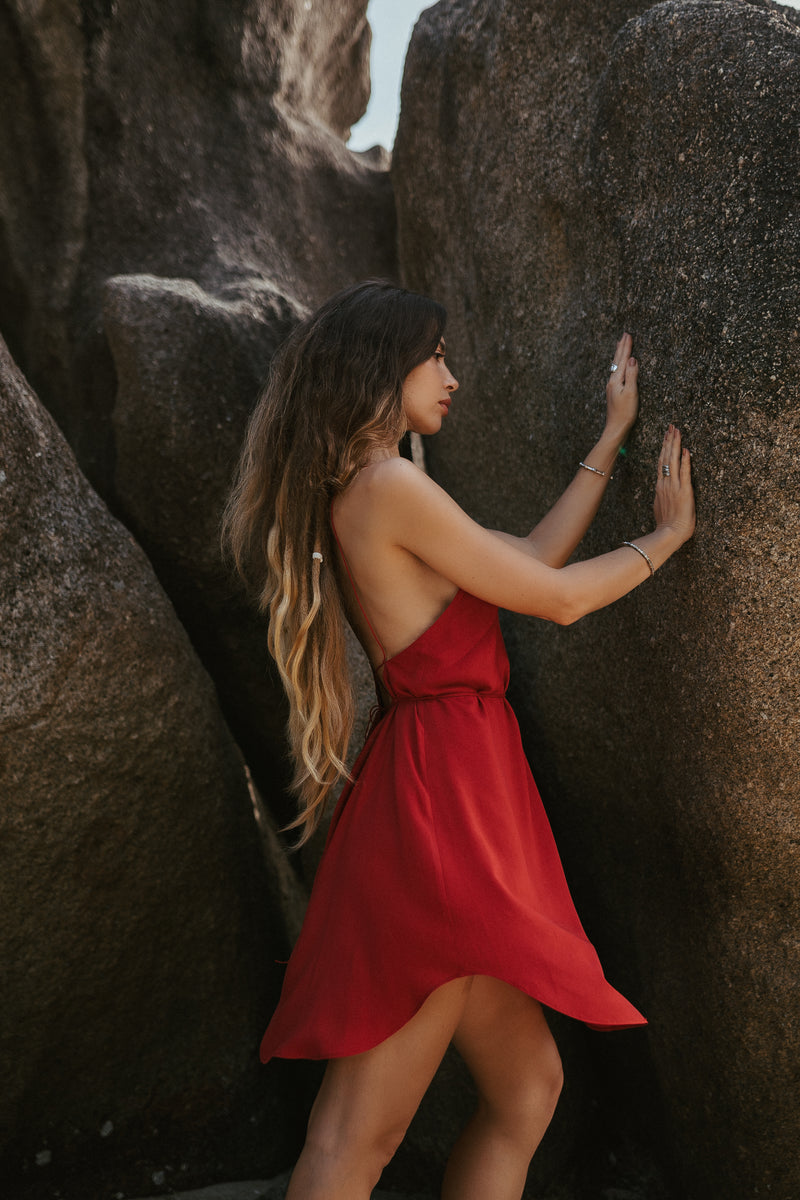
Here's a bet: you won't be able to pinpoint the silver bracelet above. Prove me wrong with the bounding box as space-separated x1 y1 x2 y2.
621 541 655 577
579 460 613 480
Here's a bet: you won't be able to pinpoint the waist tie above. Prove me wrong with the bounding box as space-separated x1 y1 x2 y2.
390 690 507 705
363 690 507 742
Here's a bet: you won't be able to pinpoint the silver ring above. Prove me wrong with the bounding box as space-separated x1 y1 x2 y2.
609 363 619 373
661 464 671 477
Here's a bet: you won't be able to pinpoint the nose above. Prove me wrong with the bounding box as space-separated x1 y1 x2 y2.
446 368 458 392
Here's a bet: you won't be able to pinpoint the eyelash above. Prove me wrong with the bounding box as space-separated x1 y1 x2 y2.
434 351 445 361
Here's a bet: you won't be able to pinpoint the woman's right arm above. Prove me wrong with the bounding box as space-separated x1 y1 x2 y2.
381 425 695 625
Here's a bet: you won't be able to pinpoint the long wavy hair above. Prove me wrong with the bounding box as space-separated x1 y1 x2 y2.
222 280 447 845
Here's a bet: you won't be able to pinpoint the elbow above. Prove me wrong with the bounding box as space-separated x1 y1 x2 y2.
548 584 584 626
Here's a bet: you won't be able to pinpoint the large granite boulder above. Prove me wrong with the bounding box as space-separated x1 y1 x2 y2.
103 274 302 828
0 0 396 843
0 338 301 1194
0 0 394 494
103 272 378 843
394 1 800 1197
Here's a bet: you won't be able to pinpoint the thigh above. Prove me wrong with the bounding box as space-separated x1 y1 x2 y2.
308 976 474 1153
452 976 562 1113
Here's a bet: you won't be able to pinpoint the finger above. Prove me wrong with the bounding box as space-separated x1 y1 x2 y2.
622 355 638 389
680 445 692 481
659 426 681 482
610 333 632 376
669 426 683 476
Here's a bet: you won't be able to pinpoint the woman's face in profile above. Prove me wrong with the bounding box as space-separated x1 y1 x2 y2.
401 341 459 436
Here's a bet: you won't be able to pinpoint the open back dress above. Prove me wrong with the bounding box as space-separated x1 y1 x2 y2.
260 535 645 1062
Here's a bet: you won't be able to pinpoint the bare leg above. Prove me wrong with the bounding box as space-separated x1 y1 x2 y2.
286 976 473 1200
441 977 563 1200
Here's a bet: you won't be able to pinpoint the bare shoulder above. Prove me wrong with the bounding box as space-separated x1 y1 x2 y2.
334 457 463 583
362 455 433 495
332 452 563 621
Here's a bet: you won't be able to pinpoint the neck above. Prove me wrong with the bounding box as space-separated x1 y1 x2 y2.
365 442 402 465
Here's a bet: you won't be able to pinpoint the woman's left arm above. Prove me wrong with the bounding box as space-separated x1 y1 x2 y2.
494 333 639 567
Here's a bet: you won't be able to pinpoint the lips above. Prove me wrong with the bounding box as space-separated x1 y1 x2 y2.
438 399 451 413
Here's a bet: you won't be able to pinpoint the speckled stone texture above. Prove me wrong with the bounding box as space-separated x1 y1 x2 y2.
129 1178 435 1200
0 4 399 1193
0 338 297 1191
129 1182 297 1200
103 272 379 844
394 1 800 1197
0 0 394 494
0 0 395 838
103 275 303 827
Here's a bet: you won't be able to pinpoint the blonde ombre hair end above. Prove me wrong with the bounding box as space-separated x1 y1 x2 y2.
222 281 447 845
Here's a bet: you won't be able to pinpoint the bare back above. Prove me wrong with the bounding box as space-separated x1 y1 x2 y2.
331 458 459 675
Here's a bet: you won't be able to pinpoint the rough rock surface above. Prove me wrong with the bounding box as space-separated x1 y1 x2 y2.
130 1177 435 1200
0 3 399 1193
0 338 296 1187
104 272 379 837
104 274 302 825
0 0 396 842
127 1169 583 1200
394 1 800 1197
0 0 394 494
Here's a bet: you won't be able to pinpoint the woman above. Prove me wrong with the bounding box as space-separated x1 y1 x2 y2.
224 280 695 1200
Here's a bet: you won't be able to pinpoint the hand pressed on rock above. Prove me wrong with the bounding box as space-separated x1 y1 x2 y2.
605 332 639 441
654 424 695 544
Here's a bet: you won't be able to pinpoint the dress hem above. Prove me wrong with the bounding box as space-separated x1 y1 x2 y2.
260 969 647 1064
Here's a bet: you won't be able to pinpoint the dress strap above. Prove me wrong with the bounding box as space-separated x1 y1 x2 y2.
330 507 388 671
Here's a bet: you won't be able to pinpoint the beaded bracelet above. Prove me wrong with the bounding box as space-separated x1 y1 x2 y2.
621 541 655 577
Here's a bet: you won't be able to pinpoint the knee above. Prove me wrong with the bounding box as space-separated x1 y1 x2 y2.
530 1032 563 1117
299 1114 406 1193
494 1038 564 1146
540 1037 564 1114
370 1119 409 1173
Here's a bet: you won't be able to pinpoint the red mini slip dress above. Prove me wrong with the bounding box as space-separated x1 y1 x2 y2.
259 554 645 1064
